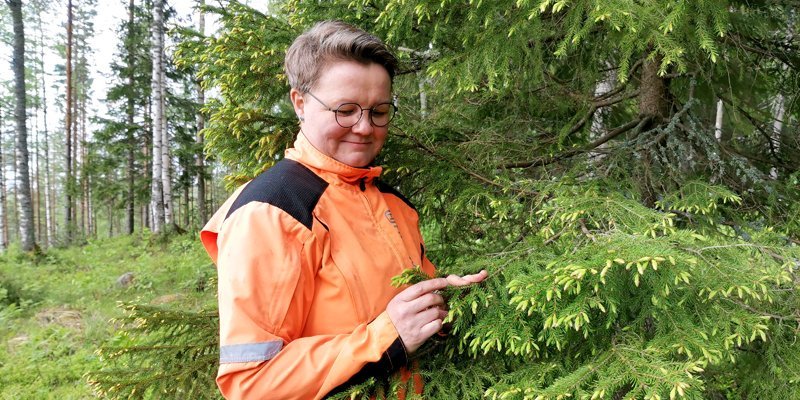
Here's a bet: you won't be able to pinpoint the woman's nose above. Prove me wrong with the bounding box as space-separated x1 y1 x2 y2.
350 111 374 135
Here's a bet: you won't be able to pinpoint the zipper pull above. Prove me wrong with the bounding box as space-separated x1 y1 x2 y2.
359 178 366 191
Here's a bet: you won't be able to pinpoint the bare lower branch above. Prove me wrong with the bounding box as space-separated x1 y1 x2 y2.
503 117 651 169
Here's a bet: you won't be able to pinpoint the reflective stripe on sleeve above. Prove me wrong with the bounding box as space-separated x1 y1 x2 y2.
219 340 283 363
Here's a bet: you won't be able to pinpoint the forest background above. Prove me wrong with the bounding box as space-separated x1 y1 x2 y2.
0 0 798 399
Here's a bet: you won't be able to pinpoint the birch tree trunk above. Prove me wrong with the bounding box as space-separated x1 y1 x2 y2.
8 0 36 251
161 69 173 229
715 99 724 141
769 92 785 180
150 0 165 233
589 65 616 161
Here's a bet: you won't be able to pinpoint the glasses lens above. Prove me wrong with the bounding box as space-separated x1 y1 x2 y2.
334 103 361 127
370 103 395 127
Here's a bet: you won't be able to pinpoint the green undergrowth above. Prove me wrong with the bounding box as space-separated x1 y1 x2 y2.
0 233 215 399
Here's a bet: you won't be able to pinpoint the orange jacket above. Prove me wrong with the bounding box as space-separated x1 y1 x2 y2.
201 134 436 399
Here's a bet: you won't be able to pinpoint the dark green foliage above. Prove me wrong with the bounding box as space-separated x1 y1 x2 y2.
87 304 220 399
174 3 299 186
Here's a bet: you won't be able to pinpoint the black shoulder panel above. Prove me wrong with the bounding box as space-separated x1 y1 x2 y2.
225 159 328 229
375 180 416 211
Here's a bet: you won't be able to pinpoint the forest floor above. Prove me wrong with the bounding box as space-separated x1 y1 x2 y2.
0 233 216 399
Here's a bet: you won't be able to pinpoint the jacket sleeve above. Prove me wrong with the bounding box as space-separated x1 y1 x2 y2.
202 202 407 400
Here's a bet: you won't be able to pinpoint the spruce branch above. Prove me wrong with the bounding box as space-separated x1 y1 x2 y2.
393 127 538 196
503 117 652 169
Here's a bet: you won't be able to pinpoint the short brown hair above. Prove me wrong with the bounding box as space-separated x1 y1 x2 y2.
284 20 398 93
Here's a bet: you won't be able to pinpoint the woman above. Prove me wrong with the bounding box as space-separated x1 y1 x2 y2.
201 20 487 399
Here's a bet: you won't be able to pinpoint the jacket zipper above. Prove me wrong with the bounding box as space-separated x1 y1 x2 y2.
358 179 407 270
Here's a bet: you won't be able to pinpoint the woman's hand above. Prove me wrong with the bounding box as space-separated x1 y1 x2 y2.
386 270 488 353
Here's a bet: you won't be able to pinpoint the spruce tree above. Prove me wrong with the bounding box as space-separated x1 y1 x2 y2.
91 1 799 399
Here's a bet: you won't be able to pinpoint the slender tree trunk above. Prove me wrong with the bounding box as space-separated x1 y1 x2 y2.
195 0 207 226
64 0 74 243
160 48 172 228
141 204 146 233
715 99 724 142
183 173 190 227
589 65 617 161
81 65 90 237
770 92 785 180
418 71 427 117
33 88 41 244
74 41 84 238
108 202 113 238
637 53 671 206
150 0 165 233
8 0 37 251
771 10 796 179
209 170 215 212
36 7 53 248
125 0 136 234
32 49 41 245
144 97 152 231
161 85 173 229
0 109 7 252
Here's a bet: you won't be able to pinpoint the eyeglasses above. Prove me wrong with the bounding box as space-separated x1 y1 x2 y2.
305 91 396 128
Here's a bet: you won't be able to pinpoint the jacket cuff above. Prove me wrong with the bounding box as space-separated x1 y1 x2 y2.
323 316 409 398
376 336 409 374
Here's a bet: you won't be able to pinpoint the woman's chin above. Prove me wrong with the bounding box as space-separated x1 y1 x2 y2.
335 153 376 168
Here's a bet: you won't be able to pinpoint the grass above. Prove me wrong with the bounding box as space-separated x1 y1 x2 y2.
0 233 216 400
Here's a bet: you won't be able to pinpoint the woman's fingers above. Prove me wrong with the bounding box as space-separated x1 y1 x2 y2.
445 269 488 286
405 292 445 313
395 277 449 301
387 271 488 353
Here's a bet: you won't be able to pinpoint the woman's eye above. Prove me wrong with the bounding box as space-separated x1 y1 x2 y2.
336 105 359 116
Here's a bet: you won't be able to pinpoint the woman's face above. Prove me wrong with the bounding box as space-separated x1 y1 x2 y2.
290 60 392 167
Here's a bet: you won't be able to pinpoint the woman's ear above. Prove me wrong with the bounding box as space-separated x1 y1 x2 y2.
290 88 305 121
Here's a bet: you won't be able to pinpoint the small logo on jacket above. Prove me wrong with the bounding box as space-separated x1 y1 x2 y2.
384 210 399 230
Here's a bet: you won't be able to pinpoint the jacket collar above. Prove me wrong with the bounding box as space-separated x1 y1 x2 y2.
284 132 382 186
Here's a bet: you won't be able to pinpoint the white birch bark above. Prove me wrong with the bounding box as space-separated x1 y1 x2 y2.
715 99 724 141
769 9 794 180
589 65 616 161
161 76 173 228
150 0 165 232
769 92 785 180
8 0 36 251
